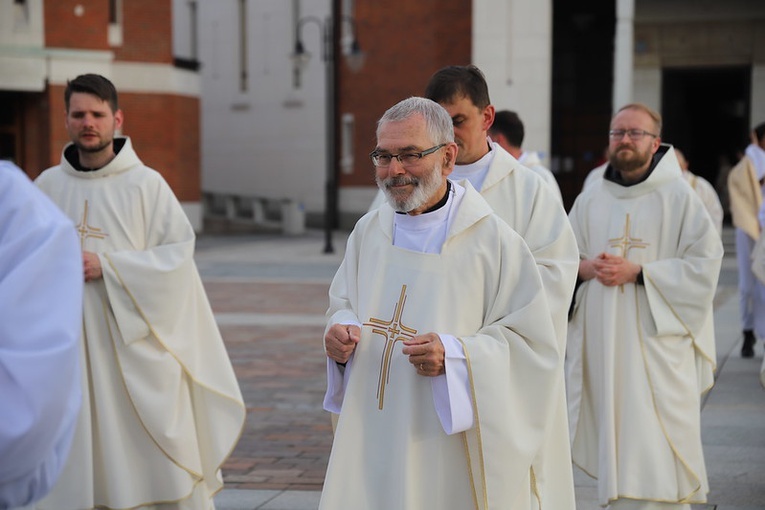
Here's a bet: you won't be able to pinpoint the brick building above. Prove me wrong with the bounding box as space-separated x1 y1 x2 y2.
0 0 203 229
199 0 765 231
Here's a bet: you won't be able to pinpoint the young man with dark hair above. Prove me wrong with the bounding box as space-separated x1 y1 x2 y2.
34 73 245 510
425 64 579 510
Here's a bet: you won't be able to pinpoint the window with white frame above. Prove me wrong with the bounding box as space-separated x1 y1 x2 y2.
108 0 123 46
341 113 355 175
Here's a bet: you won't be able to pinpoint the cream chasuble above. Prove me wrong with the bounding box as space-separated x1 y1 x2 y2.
34 138 245 510
681 171 723 236
728 150 763 241
567 145 723 507
470 143 579 510
518 151 563 204
321 186 560 510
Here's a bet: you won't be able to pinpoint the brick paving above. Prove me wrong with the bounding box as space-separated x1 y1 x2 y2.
207 280 334 491
200 229 765 509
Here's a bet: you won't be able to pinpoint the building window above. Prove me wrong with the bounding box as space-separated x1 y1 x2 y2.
13 0 29 26
108 0 123 46
341 113 355 175
239 0 248 92
108 0 118 23
189 0 198 61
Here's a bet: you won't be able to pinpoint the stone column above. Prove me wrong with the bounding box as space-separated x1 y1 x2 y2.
613 0 635 113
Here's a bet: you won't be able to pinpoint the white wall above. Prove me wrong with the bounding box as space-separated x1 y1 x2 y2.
473 0 553 166
632 67 661 112
0 0 46 91
198 0 330 215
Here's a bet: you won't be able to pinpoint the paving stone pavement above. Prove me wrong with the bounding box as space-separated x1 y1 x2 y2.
194 228 765 510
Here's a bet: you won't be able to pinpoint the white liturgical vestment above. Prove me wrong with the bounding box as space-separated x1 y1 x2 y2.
367 143 579 508
34 138 245 510
567 145 723 507
321 184 560 510
681 170 723 235
460 143 579 510
518 150 563 204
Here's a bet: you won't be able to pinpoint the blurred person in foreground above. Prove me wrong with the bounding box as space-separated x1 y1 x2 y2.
754 200 765 387
0 161 82 509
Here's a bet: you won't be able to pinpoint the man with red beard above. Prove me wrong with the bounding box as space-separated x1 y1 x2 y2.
566 103 723 509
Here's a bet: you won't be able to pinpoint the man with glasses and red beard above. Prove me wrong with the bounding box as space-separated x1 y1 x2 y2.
566 103 723 509
320 97 560 510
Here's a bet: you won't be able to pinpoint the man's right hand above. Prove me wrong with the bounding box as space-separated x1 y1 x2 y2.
325 324 361 364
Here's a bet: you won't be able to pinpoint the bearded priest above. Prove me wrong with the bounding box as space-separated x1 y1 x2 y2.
320 96 560 510
567 103 723 509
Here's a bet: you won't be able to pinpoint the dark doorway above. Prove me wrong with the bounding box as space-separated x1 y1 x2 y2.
0 91 50 177
662 66 751 220
0 92 22 165
551 0 615 210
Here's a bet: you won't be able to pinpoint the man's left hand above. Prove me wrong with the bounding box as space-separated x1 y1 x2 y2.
402 333 446 377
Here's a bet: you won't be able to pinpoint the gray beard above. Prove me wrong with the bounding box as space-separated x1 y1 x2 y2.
377 163 443 213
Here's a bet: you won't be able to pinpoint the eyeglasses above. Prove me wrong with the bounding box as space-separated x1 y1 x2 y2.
369 143 447 168
608 129 658 141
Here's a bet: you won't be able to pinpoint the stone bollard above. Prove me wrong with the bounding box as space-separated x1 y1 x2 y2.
281 199 305 235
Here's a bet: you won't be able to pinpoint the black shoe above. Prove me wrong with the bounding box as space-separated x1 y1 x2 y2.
741 330 755 358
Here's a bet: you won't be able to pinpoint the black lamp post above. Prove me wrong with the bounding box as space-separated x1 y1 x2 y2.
292 14 363 254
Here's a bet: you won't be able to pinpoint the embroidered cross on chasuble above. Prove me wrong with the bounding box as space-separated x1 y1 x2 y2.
363 284 418 410
77 199 108 247
608 214 649 291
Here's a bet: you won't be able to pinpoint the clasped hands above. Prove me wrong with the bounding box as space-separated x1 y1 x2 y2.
324 324 445 376
580 252 641 287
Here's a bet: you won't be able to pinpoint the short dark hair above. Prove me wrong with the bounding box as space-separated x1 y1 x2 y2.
425 65 491 110
754 122 765 143
489 110 525 147
64 74 119 112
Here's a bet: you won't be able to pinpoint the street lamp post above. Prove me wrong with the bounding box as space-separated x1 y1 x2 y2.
292 13 363 254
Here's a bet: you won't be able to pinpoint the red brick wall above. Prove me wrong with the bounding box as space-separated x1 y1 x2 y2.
339 0 472 187
44 1 109 49
21 93 51 178
45 85 200 202
120 93 200 201
47 84 68 169
44 1 172 62
114 1 173 63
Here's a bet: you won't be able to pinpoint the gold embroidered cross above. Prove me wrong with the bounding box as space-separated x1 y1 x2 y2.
608 214 648 292
76 200 108 247
363 285 418 410
608 214 648 257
